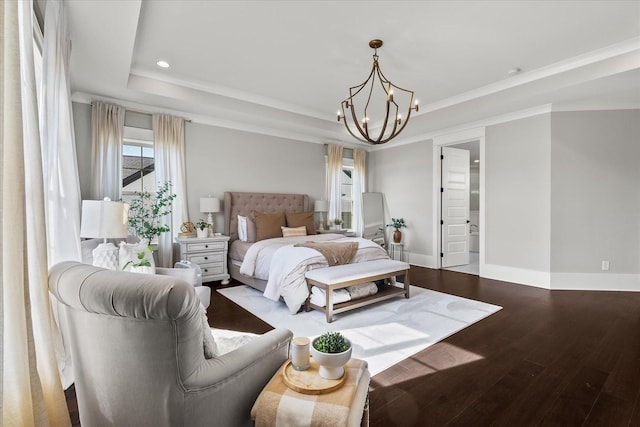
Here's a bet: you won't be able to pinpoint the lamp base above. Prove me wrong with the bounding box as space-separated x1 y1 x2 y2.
92 243 119 270
207 213 214 237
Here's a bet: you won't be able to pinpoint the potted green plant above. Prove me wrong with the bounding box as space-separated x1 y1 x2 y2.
128 181 177 246
332 218 343 230
386 217 406 243
195 219 209 238
310 331 352 379
122 251 153 274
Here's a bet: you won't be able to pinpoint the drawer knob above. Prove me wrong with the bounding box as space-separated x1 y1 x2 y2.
204 269 208 273
204 256 208 260
205 245 209 248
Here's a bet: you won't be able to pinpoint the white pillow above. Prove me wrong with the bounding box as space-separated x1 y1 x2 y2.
237 215 248 242
201 305 218 359
119 242 156 274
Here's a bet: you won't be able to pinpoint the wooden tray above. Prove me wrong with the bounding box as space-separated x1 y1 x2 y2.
282 360 345 395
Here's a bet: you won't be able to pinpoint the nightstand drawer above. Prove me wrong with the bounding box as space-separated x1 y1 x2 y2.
186 252 224 264
201 263 225 276
186 241 226 252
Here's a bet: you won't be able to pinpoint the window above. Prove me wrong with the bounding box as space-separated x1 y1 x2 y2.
341 159 354 229
121 127 155 205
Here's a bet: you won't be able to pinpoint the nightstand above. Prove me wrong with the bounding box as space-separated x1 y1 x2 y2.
176 236 230 284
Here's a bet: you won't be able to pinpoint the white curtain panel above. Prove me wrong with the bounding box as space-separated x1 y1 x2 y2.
2 0 71 425
91 101 125 201
40 0 83 390
153 113 188 268
352 148 366 237
41 0 82 266
326 144 343 224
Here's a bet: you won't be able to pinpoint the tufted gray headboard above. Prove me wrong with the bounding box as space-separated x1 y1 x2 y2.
224 192 310 242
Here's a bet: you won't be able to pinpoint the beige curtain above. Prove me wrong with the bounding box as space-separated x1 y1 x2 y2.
352 148 366 236
2 0 71 425
91 101 125 201
152 114 188 267
326 144 343 224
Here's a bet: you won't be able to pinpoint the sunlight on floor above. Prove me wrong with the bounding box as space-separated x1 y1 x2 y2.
371 342 485 387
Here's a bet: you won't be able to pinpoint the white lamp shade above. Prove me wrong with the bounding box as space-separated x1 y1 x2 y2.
80 200 130 239
314 200 329 212
200 197 220 213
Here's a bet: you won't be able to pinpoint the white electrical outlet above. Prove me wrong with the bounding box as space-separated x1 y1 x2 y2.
601 260 610 271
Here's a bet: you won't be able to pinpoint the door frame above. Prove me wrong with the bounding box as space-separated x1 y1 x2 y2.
432 127 486 274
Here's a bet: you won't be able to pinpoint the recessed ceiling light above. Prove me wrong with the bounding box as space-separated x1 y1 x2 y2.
156 60 170 68
507 67 521 75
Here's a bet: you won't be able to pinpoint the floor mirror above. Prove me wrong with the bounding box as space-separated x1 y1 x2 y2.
362 192 386 248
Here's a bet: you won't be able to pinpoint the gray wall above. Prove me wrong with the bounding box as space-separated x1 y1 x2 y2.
73 102 92 200
184 123 325 232
551 110 640 274
72 102 326 233
485 114 551 273
368 140 434 262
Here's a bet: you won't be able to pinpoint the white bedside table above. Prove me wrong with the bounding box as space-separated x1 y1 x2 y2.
176 235 230 284
388 242 404 262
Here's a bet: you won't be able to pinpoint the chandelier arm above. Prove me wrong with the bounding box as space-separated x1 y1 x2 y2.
346 100 368 140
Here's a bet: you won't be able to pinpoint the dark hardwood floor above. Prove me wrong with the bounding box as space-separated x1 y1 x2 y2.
66 266 640 426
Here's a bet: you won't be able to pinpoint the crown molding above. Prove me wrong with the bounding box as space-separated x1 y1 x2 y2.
413 37 640 117
128 69 335 122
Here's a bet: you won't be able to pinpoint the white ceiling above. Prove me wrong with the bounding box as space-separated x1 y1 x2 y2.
65 0 640 148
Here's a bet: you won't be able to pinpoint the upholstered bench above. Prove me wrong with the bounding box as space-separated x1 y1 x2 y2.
304 259 410 322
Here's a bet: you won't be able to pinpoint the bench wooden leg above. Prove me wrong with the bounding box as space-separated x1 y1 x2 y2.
326 287 334 323
404 269 410 298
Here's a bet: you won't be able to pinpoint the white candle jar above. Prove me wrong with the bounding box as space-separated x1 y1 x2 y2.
291 337 310 371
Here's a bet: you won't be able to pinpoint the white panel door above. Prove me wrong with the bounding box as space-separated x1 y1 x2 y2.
441 146 470 268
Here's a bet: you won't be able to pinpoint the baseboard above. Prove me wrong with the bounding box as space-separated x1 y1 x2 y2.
404 252 437 269
481 264 551 289
551 273 640 292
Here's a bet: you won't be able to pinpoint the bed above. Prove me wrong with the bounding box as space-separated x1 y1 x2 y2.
223 191 390 313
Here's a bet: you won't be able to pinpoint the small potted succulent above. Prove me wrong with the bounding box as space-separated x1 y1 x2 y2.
310 331 352 379
386 217 406 243
195 219 209 238
331 218 343 230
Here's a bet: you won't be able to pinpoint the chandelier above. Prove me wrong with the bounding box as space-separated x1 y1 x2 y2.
337 39 418 145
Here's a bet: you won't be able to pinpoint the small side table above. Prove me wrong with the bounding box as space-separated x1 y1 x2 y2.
251 358 370 426
389 242 404 261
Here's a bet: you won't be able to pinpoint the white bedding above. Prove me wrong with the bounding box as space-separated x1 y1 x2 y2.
239 234 389 314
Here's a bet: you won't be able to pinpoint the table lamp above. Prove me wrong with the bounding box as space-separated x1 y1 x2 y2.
200 196 220 236
314 200 328 231
80 198 129 270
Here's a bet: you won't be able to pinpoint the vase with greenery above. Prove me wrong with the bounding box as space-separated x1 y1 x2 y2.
386 217 406 243
332 218 343 230
310 331 352 379
128 181 177 246
195 219 208 238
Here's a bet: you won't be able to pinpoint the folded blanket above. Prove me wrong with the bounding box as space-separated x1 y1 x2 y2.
294 242 358 266
310 286 351 307
347 282 378 300
251 358 369 427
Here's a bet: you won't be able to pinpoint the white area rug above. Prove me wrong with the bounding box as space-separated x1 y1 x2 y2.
218 285 501 376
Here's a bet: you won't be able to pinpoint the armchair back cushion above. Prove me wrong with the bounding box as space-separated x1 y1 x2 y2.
49 261 291 427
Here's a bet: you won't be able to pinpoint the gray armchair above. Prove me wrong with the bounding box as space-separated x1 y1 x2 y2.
49 261 292 427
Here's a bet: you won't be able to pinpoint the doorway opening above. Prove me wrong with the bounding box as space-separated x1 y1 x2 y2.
432 128 485 277
442 141 480 275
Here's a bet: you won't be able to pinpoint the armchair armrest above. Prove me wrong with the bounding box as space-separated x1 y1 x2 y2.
185 328 292 389
182 328 292 427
